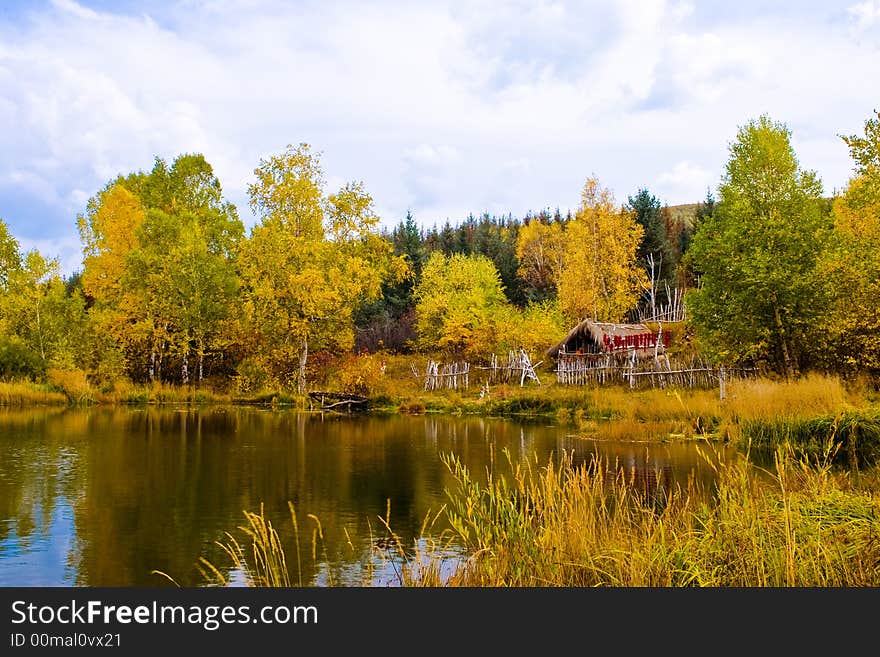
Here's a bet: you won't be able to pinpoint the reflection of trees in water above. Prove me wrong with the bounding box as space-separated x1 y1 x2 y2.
563 441 730 510
0 408 733 586
0 408 85 544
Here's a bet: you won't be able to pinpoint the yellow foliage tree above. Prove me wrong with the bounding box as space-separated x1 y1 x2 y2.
240 144 406 392
77 184 146 376
557 178 645 323
78 155 243 384
821 111 880 373
414 252 511 359
515 218 565 300
503 299 568 359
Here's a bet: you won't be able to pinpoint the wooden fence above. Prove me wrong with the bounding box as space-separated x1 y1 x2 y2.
414 350 542 391
556 353 757 393
421 360 470 391
482 350 542 386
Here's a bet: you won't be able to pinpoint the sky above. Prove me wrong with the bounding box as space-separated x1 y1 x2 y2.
1 0 879 275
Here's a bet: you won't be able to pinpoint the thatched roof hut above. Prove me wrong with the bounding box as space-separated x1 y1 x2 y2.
546 319 670 359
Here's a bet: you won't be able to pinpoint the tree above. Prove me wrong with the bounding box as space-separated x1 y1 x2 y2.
353 211 423 352
79 155 243 383
0 236 86 376
413 252 510 359
515 217 565 303
510 299 567 358
840 109 880 176
685 116 830 376
78 184 145 376
247 143 325 239
472 214 523 305
0 219 21 291
240 144 406 392
821 110 880 374
676 189 716 287
628 188 670 318
628 188 668 273
557 177 645 323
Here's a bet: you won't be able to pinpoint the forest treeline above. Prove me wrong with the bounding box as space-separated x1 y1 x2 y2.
0 111 878 393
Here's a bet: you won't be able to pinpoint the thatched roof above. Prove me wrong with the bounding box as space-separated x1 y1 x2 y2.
545 320 656 358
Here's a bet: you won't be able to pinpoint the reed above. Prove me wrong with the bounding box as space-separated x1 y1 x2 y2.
196 442 880 587
0 380 68 406
194 497 458 587
426 445 880 586
724 374 855 421
199 502 297 587
113 382 233 405
739 409 880 464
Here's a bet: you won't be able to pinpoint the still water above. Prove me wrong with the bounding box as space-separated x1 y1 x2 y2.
0 407 732 586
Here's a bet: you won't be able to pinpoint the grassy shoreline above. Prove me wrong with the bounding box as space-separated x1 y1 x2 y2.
3 371 879 461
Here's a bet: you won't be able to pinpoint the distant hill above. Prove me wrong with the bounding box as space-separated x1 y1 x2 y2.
664 203 699 228
662 198 835 229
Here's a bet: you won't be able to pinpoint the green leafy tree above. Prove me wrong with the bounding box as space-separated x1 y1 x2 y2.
677 189 716 287
628 188 671 316
0 219 21 291
79 155 243 383
414 252 510 359
841 109 880 175
0 237 86 376
508 299 567 358
628 188 668 277
353 211 423 352
685 116 830 376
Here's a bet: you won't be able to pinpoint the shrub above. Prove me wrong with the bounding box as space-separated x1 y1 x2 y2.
333 353 387 396
233 358 272 395
0 335 43 378
46 367 92 403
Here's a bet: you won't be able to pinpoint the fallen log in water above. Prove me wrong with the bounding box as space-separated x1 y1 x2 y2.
307 391 369 412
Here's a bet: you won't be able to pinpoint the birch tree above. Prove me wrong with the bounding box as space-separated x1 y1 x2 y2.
821 110 880 374
240 144 406 392
685 115 830 376
557 178 645 323
78 155 243 382
414 251 510 358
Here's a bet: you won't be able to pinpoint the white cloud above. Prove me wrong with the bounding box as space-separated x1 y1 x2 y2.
672 1 695 22
50 0 100 20
657 161 715 201
17 234 83 278
848 1 880 30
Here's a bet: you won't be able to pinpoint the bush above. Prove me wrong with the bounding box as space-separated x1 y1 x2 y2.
46 367 92 403
333 353 387 396
305 351 336 389
233 358 272 395
0 335 43 378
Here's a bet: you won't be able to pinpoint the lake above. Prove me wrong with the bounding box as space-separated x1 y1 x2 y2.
0 407 733 586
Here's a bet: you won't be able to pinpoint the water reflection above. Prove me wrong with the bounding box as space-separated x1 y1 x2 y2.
0 407 734 586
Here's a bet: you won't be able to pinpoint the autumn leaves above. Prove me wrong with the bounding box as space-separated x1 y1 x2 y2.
1 110 879 390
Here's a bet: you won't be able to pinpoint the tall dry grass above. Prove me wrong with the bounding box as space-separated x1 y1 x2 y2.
0 380 67 405
724 374 855 421
192 499 457 587
194 441 880 588
431 445 880 586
